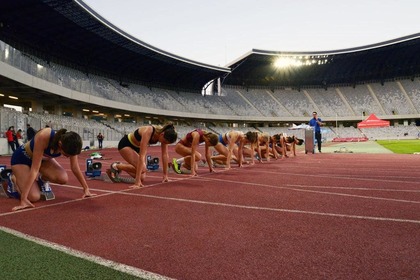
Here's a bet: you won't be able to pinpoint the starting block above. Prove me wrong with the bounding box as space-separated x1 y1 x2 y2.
40 188 55 201
104 169 135 184
0 165 20 199
85 158 102 178
117 176 135 183
147 155 159 171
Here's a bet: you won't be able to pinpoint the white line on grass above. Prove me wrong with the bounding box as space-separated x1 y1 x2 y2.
0 226 174 280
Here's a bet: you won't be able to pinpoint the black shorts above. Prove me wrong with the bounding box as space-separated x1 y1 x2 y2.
118 135 140 153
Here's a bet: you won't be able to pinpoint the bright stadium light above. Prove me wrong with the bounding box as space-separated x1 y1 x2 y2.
275 55 331 69
274 57 304 68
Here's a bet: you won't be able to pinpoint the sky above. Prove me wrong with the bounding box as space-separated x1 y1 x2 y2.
82 0 419 67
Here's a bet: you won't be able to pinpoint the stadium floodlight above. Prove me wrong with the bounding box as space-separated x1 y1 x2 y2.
274 57 303 68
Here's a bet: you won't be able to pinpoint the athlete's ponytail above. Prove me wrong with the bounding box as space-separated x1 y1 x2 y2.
245 131 258 144
52 129 82 155
157 122 177 143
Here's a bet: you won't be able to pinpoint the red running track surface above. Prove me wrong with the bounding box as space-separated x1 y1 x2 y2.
1 147 419 279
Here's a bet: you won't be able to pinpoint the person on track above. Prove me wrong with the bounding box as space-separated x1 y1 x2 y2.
241 132 270 163
10 128 93 211
107 122 177 188
172 129 219 176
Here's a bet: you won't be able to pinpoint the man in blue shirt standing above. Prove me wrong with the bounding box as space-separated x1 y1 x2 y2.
309 112 324 153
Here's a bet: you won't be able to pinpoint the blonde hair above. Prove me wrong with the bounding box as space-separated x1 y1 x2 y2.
203 131 219 146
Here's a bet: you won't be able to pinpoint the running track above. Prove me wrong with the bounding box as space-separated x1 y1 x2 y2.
1 147 419 280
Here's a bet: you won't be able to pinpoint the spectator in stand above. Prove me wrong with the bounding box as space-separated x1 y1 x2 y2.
6 126 17 152
16 129 24 147
97 132 104 149
26 124 36 142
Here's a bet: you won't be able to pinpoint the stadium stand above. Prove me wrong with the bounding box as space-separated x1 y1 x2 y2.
0 1 419 151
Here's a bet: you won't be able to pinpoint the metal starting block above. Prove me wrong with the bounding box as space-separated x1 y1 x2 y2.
85 158 102 178
40 190 55 201
117 176 135 183
0 166 20 199
104 169 135 184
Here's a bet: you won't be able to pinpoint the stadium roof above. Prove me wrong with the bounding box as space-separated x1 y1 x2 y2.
0 0 230 92
223 33 420 89
0 0 419 94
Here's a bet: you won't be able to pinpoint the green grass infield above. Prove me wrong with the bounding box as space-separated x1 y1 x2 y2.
376 139 420 154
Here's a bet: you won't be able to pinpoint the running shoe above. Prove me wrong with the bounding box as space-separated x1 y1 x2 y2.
106 169 121 183
110 162 121 174
6 174 20 199
37 175 51 192
172 158 181 174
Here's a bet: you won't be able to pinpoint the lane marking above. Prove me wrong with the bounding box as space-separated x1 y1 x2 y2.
0 175 203 216
2 167 418 224
117 192 420 224
197 177 420 204
228 169 420 184
0 226 174 280
286 184 420 193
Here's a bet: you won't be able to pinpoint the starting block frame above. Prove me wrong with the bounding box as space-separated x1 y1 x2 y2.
85 158 102 178
40 190 55 200
146 155 159 171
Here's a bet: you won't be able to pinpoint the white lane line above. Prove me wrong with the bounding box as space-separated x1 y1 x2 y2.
286 184 420 193
230 169 420 184
0 226 174 280
116 192 420 224
0 175 201 216
198 177 420 204
2 170 419 224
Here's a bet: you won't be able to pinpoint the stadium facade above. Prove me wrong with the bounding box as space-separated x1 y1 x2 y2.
0 0 419 141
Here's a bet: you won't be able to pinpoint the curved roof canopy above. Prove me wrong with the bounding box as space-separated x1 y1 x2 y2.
0 0 419 92
0 0 230 92
223 34 420 89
